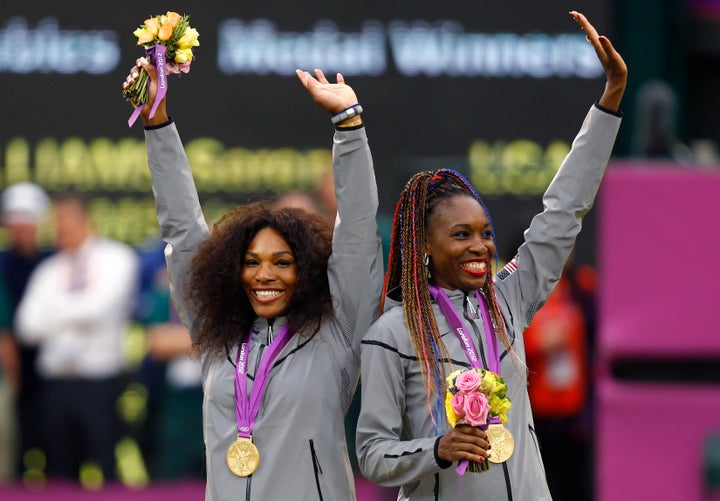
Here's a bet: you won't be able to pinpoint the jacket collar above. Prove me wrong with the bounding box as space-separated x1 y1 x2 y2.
383 285 477 312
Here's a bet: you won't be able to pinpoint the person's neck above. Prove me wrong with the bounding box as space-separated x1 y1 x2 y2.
13 243 40 258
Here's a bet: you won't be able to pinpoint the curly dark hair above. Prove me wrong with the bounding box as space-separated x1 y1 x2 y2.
185 202 333 356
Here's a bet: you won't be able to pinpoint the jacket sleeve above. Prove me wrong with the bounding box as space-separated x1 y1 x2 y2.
144 122 209 339
495 104 622 332
326 127 384 355
356 320 446 487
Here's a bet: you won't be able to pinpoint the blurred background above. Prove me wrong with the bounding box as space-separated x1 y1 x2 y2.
0 0 718 499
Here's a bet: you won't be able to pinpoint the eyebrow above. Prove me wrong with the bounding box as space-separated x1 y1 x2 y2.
245 250 294 258
448 222 492 231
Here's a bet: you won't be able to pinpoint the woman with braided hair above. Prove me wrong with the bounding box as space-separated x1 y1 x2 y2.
356 11 626 500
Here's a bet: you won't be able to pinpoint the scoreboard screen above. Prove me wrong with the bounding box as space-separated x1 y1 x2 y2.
0 0 613 261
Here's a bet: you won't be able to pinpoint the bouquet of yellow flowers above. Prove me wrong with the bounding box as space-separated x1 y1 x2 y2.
123 11 200 126
445 367 512 472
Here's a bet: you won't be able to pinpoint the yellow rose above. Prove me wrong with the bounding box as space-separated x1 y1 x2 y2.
444 391 458 428
174 48 194 64
133 27 153 45
177 27 200 50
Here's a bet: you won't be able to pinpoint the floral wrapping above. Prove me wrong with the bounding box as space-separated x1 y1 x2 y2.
444 368 512 472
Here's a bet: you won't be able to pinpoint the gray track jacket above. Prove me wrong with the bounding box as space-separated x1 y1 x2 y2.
357 104 621 500
145 122 382 501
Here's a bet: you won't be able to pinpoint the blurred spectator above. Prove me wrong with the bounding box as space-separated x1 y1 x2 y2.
14 190 139 483
633 79 694 162
143 266 204 480
131 236 170 469
0 181 52 480
0 279 15 481
524 256 597 501
272 191 321 215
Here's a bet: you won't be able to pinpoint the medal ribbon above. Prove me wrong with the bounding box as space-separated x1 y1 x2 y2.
428 284 500 375
234 324 293 438
428 284 501 477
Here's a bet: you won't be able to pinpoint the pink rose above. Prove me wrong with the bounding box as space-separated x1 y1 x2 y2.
450 392 466 417
463 391 490 427
455 369 482 394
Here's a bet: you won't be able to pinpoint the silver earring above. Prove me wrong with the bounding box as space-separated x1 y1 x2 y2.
424 254 430 266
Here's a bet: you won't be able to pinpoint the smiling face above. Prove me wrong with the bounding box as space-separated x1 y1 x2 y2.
425 194 496 292
241 227 298 319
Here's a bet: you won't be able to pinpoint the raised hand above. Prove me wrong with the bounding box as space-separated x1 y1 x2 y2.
122 57 169 126
570 10 627 111
295 68 359 115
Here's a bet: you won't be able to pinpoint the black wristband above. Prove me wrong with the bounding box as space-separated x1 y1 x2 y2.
594 101 623 117
144 117 174 130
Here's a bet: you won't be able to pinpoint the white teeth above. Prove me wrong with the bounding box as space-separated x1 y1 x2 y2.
255 290 282 298
463 262 487 272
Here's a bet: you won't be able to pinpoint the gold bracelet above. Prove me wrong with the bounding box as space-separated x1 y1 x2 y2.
336 116 363 128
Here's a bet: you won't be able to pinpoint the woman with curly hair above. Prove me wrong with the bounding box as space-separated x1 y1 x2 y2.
356 11 626 500
123 61 382 500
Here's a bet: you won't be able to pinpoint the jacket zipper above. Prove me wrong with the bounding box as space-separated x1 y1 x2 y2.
245 475 252 501
253 321 274 375
464 293 515 500
462 292 489 369
502 462 514 501
309 439 324 501
528 424 546 475
243 323 274 501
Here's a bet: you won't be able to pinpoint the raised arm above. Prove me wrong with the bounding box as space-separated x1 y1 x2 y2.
495 12 627 331
123 58 208 336
296 69 383 354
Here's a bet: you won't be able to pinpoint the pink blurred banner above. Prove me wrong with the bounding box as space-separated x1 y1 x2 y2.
597 380 720 501
598 164 720 359
597 163 720 501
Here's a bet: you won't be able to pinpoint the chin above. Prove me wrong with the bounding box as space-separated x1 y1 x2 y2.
252 304 288 319
462 278 487 291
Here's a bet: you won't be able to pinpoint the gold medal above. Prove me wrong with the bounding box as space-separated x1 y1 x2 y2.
226 436 260 477
486 424 514 464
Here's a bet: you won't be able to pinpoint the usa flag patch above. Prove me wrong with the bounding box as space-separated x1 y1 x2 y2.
497 258 518 281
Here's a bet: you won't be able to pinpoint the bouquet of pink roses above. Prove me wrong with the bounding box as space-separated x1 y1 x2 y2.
445 367 512 472
123 11 200 126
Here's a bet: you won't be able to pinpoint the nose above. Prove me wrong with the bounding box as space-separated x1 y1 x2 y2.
254 262 276 283
468 235 488 255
